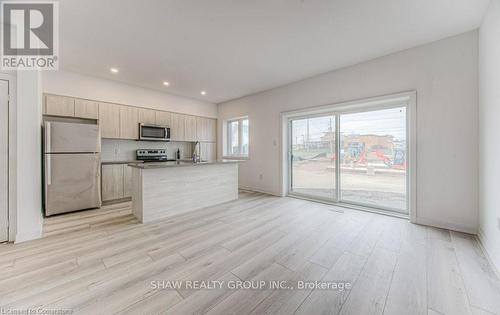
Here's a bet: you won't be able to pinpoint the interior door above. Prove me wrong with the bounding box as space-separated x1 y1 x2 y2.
290 114 337 200
0 80 8 241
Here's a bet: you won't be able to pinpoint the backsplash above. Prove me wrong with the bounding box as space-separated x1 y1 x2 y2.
102 139 194 161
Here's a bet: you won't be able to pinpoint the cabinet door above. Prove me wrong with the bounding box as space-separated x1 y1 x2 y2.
200 142 217 161
155 111 171 127
123 165 133 198
119 106 139 139
45 95 75 117
208 119 217 142
101 164 124 201
99 103 121 139
170 113 186 141
185 115 197 142
196 117 208 141
75 99 99 119
138 108 156 124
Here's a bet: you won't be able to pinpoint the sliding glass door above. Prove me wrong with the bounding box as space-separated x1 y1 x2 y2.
339 107 407 213
290 114 337 201
288 104 408 214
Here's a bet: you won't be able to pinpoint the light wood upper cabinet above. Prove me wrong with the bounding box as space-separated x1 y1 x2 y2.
44 95 75 117
75 99 99 119
196 117 208 142
44 94 216 143
185 115 197 142
138 108 156 125
101 164 124 201
119 106 139 140
99 103 121 139
170 113 186 141
196 117 217 142
155 111 171 127
207 119 216 142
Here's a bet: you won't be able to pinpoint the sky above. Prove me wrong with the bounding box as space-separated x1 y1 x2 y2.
292 106 407 144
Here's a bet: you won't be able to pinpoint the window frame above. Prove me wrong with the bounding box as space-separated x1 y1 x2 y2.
280 91 416 221
224 116 249 159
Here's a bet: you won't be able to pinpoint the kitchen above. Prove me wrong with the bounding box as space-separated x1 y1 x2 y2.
42 91 236 224
2 1 500 314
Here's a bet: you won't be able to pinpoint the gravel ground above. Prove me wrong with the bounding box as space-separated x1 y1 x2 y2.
291 160 407 211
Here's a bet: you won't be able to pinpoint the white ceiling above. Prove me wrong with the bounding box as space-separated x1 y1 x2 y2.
59 0 490 103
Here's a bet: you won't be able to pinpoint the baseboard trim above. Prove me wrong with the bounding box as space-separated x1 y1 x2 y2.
15 229 42 243
238 185 282 197
415 216 477 235
477 229 500 279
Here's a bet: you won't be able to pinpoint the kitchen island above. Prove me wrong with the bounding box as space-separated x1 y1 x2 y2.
129 160 239 223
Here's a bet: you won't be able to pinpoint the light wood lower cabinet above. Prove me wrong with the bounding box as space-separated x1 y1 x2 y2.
200 142 217 161
123 165 133 197
101 164 133 202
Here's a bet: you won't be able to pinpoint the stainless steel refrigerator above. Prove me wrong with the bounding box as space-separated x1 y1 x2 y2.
44 120 101 216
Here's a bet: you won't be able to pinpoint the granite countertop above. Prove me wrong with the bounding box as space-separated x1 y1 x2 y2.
128 160 240 169
101 160 145 165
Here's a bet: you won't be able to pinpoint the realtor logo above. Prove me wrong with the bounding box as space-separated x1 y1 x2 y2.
1 1 59 70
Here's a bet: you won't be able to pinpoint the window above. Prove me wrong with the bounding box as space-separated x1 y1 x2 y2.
285 92 415 216
226 117 249 158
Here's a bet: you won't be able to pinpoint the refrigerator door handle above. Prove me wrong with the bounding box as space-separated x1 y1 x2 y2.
47 155 51 186
45 122 51 153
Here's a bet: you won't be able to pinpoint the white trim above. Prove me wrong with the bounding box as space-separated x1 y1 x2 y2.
15 229 42 244
416 216 477 235
224 116 249 159
0 72 16 242
280 91 417 220
238 185 281 197
477 229 500 280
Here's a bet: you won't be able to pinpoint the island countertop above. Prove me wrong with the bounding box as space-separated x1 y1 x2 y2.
128 160 240 169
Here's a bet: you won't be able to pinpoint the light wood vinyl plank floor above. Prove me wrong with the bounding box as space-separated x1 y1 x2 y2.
1 191 499 315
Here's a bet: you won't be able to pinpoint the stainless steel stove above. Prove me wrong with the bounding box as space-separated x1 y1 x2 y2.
136 149 173 162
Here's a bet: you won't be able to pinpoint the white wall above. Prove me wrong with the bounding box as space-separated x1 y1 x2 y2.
42 70 217 118
218 31 479 233
15 71 43 242
478 0 500 273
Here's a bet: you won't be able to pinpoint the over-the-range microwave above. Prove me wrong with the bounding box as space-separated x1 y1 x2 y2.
139 123 171 141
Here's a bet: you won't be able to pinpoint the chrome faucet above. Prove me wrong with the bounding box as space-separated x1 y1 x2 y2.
192 141 201 163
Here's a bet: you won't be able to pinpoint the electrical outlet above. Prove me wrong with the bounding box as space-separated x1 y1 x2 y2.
259 174 263 180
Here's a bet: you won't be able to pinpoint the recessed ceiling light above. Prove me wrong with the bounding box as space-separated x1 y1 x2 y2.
201 91 207 95
110 67 119 73
163 81 170 86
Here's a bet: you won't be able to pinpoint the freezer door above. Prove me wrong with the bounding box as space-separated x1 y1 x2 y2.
45 121 101 153
45 153 101 216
